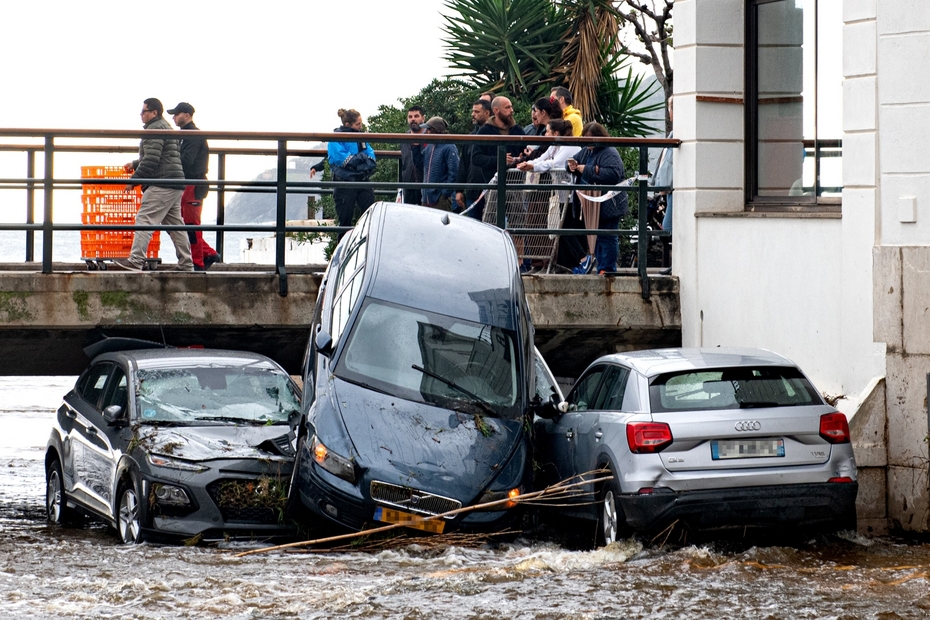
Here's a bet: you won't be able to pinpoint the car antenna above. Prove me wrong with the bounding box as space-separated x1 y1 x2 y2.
159 325 168 348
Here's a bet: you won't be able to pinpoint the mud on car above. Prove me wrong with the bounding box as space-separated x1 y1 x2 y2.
290 202 543 535
45 348 302 543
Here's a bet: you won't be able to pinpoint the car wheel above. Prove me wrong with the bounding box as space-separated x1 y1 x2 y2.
596 468 630 547
116 476 146 544
46 458 78 525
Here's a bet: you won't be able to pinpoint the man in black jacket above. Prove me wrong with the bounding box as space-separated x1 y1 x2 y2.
169 102 220 271
399 105 426 205
455 98 491 212
467 96 524 221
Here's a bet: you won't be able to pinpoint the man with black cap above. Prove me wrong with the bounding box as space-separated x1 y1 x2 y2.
419 116 458 211
169 102 221 271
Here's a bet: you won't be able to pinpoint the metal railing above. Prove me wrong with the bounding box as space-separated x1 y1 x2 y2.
0 128 678 298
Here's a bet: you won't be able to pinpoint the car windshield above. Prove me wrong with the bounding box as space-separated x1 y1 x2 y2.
335 298 522 419
136 363 300 425
649 366 822 413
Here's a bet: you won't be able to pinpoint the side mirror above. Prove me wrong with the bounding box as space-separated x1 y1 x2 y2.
315 331 334 357
531 393 563 420
103 404 126 425
557 400 571 414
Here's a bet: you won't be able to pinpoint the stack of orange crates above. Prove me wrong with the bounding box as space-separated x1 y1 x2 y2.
80 166 159 260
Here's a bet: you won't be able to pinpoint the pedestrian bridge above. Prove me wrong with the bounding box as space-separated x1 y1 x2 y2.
0 265 679 377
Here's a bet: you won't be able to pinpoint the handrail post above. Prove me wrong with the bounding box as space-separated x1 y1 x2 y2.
216 152 226 259
275 139 288 297
42 137 54 274
26 149 35 262
495 145 506 229
637 144 650 300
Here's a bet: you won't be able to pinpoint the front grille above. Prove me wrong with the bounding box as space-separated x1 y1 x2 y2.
369 481 462 518
206 477 287 525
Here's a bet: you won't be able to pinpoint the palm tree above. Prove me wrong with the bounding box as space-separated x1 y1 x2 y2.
441 0 664 136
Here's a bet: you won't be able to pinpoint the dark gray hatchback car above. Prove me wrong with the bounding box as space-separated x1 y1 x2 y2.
45 348 302 543
291 202 539 534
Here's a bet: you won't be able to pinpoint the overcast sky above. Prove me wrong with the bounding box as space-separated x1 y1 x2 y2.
1 1 450 133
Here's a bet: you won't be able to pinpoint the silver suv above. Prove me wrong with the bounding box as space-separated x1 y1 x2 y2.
534 347 858 545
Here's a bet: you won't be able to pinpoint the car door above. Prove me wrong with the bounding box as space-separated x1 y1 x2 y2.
535 365 609 494
571 365 632 480
69 362 119 517
63 362 113 510
83 366 128 518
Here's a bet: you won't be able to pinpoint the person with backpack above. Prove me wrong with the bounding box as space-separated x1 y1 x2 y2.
327 108 377 236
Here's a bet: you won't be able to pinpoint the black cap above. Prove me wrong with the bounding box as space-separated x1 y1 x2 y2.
167 102 195 115
419 116 448 134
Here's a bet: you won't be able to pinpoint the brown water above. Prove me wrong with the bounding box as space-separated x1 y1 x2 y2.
2 377 929 619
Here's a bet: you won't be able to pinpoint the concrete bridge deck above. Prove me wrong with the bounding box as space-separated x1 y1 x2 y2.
0 265 680 377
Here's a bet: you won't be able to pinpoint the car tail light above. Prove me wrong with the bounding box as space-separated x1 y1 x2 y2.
626 422 673 453
819 413 850 444
828 477 854 483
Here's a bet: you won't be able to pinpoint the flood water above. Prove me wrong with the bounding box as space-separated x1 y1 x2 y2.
2 377 930 619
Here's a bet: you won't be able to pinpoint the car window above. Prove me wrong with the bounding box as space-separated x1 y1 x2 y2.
567 367 607 412
594 366 630 411
135 363 300 425
100 368 128 413
80 363 113 409
336 298 522 419
649 366 823 412
534 350 560 401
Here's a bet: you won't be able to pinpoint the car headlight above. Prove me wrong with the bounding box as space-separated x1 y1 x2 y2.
310 435 356 483
147 453 209 473
477 487 522 510
152 483 191 506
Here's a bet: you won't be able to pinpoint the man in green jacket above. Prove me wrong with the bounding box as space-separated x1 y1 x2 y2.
114 98 193 271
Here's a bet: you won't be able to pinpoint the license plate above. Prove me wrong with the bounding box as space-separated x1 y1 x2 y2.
374 507 445 533
711 438 785 460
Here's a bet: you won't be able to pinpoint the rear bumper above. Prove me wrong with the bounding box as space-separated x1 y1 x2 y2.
619 482 858 534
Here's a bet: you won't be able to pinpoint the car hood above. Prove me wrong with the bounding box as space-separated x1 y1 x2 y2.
136 424 295 462
331 379 525 502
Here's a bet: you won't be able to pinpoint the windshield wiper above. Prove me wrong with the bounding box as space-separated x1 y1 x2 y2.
194 416 280 425
738 401 780 409
410 364 498 417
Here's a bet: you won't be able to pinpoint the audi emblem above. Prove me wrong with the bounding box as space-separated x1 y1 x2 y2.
734 420 762 432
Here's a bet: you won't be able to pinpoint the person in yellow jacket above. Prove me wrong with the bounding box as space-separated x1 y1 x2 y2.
550 87 583 136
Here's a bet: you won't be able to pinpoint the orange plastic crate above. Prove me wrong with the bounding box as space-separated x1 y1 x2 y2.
80 167 159 260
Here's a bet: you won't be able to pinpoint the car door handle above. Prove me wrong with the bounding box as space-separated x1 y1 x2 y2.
86 427 98 437
565 429 574 440
65 409 77 419
595 431 603 440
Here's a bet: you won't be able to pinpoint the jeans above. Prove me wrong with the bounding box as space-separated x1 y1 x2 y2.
595 214 621 273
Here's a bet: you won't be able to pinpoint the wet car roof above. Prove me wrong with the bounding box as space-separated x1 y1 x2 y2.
95 348 281 370
597 347 796 377
366 203 521 330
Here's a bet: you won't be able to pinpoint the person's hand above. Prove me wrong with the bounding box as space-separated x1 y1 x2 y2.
123 163 134 174
576 164 586 175
309 168 317 179
567 158 578 173
124 184 135 192
505 153 516 165
516 162 532 172
455 192 465 209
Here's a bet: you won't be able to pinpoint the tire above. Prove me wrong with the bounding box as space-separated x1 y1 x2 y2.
46 458 78 525
596 467 630 547
116 475 147 544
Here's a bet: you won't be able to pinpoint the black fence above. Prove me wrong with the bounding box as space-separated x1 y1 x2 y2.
0 128 677 298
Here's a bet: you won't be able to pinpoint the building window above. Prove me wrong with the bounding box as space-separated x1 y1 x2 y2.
746 0 842 208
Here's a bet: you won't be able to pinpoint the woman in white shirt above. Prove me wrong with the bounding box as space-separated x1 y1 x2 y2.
516 119 579 175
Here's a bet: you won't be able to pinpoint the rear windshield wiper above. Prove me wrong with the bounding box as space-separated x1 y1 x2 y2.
411 364 498 417
738 401 780 409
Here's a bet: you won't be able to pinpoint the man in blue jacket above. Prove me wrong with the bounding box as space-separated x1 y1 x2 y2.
419 117 459 211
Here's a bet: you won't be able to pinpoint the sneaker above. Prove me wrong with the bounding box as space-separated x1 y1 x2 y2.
203 254 222 270
111 258 145 272
577 255 595 274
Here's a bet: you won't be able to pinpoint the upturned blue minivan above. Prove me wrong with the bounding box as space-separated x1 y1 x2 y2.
290 202 543 534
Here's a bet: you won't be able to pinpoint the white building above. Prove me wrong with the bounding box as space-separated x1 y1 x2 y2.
676 0 928 533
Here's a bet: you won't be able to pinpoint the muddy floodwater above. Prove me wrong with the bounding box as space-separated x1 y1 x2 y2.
2 377 929 619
